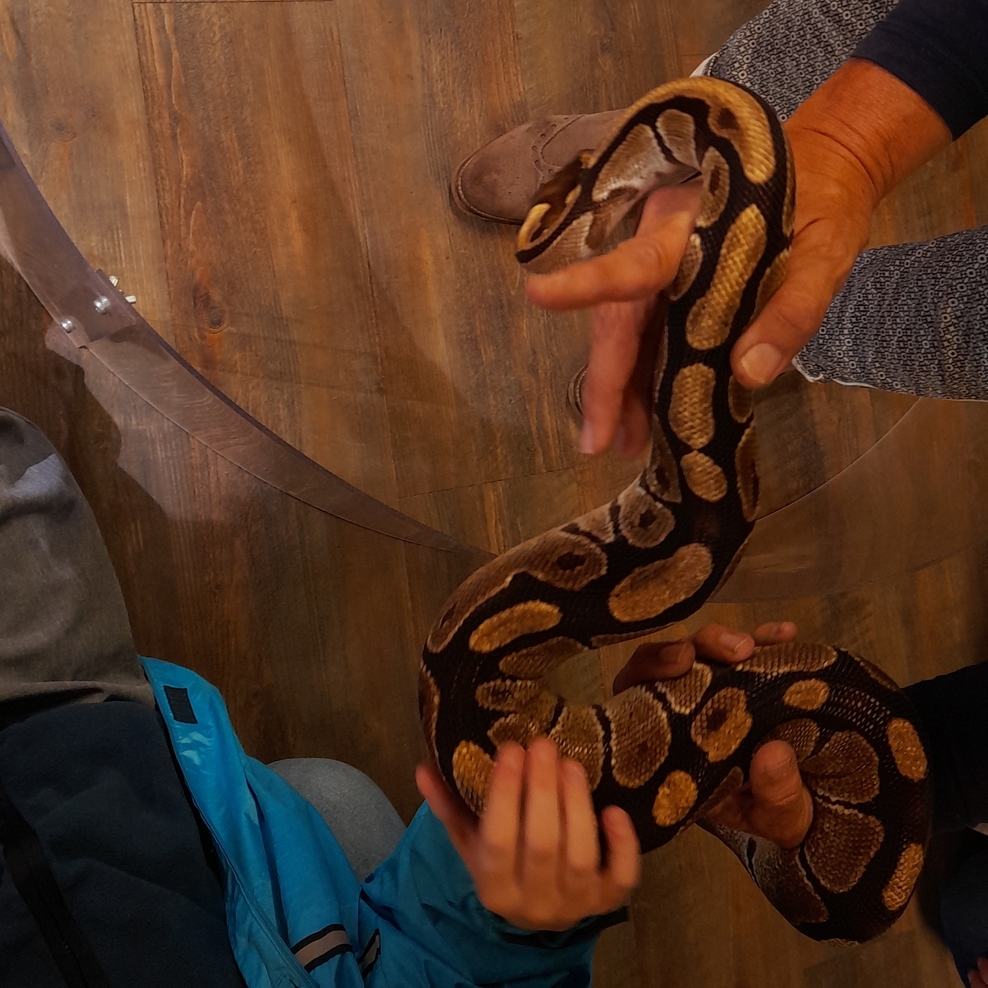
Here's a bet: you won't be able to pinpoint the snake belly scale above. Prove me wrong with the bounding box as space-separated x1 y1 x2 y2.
420 78 931 943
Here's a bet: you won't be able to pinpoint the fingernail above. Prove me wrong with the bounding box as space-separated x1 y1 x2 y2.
719 632 749 656
579 421 596 454
563 759 587 784
740 343 784 385
661 640 689 662
766 753 795 780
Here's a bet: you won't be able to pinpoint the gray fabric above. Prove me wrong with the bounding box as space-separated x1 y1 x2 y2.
794 230 988 397
268 757 406 882
708 0 988 401
707 0 898 121
0 409 152 708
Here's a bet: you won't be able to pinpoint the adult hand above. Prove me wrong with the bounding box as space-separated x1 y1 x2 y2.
416 738 640 931
526 60 952 457
613 620 813 848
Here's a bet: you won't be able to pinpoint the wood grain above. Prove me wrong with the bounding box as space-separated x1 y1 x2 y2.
0 253 477 820
134 2 398 501
0 0 171 334
0 0 985 983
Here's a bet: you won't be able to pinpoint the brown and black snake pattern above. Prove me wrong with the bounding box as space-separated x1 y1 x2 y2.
421 78 932 943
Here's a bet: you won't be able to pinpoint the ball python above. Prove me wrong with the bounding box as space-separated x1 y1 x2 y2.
421 77 931 943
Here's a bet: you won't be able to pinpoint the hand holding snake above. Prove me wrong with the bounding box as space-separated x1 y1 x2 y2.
422 76 932 943
527 60 953 454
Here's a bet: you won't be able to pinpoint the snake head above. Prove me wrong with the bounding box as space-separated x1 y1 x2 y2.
516 152 595 272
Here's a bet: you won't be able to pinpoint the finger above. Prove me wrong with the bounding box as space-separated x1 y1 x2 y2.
612 302 664 458
476 742 526 872
731 236 852 388
526 211 696 311
519 738 563 888
560 759 601 888
635 180 703 235
612 638 695 694
598 806 641 909
751 621 797 646
690 623 755 663
416 763 476 855
748 740 814 847
579 298 652 454
615 382 655 459
972 958 988 988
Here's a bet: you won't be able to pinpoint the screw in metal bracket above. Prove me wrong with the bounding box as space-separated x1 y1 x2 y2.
93 295 111 314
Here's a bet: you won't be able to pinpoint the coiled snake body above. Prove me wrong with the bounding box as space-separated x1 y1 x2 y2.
421 78 931 943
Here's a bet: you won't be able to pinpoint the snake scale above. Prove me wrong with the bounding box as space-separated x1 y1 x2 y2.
421 77 932 943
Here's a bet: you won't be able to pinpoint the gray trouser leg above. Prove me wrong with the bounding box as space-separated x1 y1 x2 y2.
268 758 406 882
0 408 152 710
707 0 988 401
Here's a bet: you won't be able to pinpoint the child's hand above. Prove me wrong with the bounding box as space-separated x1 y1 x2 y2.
416 738 640 931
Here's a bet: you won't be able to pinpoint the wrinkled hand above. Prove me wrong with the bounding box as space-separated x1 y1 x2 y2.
416 739 640 931
526 60 952 457
613 621 814 848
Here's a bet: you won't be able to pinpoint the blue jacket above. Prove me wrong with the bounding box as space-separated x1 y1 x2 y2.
141 658 608 988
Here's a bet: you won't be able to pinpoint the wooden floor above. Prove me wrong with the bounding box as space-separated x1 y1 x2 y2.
1 0 987 985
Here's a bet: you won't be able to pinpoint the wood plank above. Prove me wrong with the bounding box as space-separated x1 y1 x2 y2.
671 0 770 70
513 0 680 118
870 136 980 248
332 0 572 502
3 0 983 981
133 1 399 502
0 253 474 821
966 118 988 225
0 0 171 338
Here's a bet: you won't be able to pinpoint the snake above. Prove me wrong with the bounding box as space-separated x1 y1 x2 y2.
420 77 932 943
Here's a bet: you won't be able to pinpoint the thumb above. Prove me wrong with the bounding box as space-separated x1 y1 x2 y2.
748 740 813 848
731 221 859 388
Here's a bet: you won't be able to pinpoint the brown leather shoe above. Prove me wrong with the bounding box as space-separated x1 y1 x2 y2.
451 110 625 224
451 58 716 225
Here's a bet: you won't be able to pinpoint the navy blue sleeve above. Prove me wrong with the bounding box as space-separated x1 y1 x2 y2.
853 0 988 138
903 662 988 832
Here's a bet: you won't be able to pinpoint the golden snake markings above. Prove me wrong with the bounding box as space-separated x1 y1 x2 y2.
421 78 931 943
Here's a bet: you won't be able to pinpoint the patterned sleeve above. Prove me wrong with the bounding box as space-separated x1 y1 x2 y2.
854 0 988 138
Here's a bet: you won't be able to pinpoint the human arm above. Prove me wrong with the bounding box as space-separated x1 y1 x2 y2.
526 58 952 456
